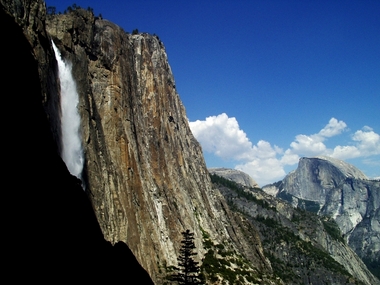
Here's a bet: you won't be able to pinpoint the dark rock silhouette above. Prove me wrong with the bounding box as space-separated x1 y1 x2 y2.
1 6 153 284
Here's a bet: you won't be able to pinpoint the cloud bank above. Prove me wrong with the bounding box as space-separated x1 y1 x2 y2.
189 114 380 186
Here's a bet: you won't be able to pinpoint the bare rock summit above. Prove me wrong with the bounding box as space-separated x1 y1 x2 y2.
209 167 259 188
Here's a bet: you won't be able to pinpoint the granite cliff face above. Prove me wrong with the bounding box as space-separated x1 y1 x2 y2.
263 156 380 279
32 3 275 284
46 9 219 282
0 2 154 283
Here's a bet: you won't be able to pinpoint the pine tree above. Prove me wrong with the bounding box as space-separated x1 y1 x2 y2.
171 230 203 285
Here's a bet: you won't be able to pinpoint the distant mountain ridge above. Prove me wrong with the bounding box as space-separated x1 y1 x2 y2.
208 167 259 188
212 173 379 285
209 158 379 281
262 156 380 279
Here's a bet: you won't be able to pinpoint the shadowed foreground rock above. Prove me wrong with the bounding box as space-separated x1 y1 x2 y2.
1 6 152 284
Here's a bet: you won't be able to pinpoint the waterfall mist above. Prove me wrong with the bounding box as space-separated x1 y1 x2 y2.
52 41 84 185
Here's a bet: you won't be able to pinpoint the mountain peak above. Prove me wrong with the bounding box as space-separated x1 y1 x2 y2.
312 156 368 180
208 167 259 188
263 156 380 279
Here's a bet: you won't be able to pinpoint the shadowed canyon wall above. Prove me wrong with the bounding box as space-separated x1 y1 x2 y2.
0 2 153 283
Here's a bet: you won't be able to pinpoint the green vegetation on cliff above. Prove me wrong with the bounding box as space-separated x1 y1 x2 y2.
199 227 262 285
211 173 367 285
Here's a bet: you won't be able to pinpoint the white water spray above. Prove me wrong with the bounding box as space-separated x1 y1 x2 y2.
52 41 84 183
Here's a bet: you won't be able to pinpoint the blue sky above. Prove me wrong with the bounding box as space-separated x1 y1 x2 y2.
46 0 380 186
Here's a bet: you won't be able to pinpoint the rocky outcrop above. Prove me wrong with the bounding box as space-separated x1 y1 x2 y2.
214 175 379 285
263 156 380 280
274 156 368 203
209 167 259 188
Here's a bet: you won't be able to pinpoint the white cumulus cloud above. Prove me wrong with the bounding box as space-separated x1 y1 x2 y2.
318 117 347 137
236 158 286 186
189 114 379 186
288 117 347 157
331 127 380 159
189 113 253 160
289 134 327 156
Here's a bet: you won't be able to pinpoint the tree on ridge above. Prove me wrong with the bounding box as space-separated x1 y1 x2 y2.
170 229 203 285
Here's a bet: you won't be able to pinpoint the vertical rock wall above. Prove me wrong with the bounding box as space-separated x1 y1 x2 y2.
46 9 233 282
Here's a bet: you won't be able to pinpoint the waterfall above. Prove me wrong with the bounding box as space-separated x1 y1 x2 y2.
52 41 84 185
